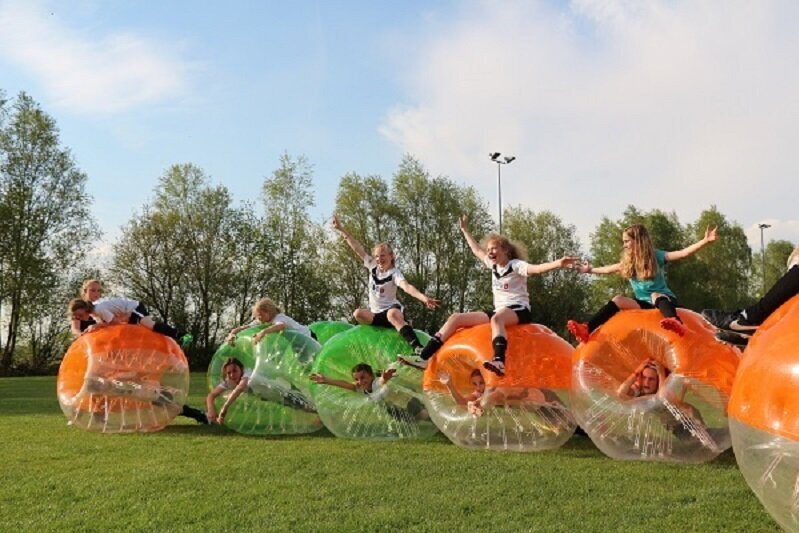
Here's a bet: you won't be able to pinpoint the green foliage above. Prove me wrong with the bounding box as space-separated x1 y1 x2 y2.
504 206 590 335
750 240 796 300
0 375 779 532
0 92 97 374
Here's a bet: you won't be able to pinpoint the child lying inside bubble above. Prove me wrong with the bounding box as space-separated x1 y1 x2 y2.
438 369 564 417
207 357 315 424
310 363 429 423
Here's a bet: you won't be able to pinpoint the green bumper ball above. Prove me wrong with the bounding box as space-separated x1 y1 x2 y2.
308 320 354 345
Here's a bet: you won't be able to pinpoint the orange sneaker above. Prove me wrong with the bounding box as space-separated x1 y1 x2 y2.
660 317 686 337
567 320 590 344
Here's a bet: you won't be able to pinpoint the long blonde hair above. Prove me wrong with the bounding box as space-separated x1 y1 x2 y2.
619 224 657 280
483 234 527 261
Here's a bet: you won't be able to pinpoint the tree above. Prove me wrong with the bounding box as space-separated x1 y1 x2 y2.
503 207 589 335
0 92 97 374
751 239 796 301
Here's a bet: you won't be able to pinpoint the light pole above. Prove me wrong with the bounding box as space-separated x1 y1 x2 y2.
759 223 771 296
489 152 516 234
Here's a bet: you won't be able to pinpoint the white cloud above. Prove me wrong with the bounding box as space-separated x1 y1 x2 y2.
381 0 799 250
0 1 194 114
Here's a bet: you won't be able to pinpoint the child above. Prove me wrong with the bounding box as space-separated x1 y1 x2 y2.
227 297 313 346
440 369 562 417
702 244 799 347
331 214 439 354
207 357 315 424
438 369 486 406
567 224 717 343
617 359 668 399
68 297 192 347
70 279 103 337
400 214 579 376
310 363 428 421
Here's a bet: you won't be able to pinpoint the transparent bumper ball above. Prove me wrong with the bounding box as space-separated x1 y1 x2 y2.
57 325 189 433
571 309 740 463
424 323 576 452
308 320 353 345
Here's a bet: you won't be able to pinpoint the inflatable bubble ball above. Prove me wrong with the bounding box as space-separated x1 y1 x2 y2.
571 309 740 463
730 294 799 532
57 325 189 433
423 323 576 452
308 320 354 345
309 325 438 440
207 325 323 435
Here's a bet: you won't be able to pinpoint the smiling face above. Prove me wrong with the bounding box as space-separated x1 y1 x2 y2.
471 371 486 395
486 239 510 266
352 370 374 391
223 363 243 385
372 244 395 271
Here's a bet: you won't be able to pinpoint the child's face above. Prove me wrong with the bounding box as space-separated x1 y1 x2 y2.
486 240 509 265
223 364 243 384
373 248 393 270
639 368 659 395
471 373 486 395
352 370 373 391
622 232 634 251
83 282 102 302
254 308 273 323
72 309 90 321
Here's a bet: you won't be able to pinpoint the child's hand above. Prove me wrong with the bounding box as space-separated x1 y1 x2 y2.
253 331 265 344
438 371 451 385
381 368 397 382
558 256 581 268
458 214 468 231
331 214 343 232
226 333 236 346
309 373 326 385
467 400 484 417
423 295 440 309
704 225 718 243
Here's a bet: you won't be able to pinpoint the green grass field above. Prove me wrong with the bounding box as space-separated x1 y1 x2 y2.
0 374 778 532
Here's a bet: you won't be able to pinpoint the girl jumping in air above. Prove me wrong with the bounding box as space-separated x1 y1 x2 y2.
400 215 578 376
567 223 717 343
331 214 439 353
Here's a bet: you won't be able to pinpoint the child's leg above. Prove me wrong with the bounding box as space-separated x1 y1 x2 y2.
568 296 639 343
353 308 375 325
488 308 520 362
743 265 799 324
420 312 489 360
387 308 423 350
139 316 178 339
653 294 686 336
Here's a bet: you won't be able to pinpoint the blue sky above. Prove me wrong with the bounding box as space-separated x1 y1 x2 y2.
1 0 798 259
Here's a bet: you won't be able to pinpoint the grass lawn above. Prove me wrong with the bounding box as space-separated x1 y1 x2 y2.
0 374 778 532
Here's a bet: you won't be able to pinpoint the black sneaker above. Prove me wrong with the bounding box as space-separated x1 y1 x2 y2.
728 316 758 333
483 359 505 376
715 330 750 348
701 309 741 330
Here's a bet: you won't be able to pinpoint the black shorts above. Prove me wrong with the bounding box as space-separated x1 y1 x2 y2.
634 295 680 309
127 303 150 324
484 305 532 325
371 304 404 328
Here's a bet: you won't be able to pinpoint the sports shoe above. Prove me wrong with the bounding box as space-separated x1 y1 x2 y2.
701 309 741 330
179 333 194 349
567 320 590 344
728 317 758 333
715 330 750 349
660 317 686 337
397 354 427 370
483 358 505 376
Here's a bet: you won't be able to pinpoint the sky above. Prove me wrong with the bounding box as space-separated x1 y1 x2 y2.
1 0 798 261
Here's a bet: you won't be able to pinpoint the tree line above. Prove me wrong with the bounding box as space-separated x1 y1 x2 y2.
0 91 792 375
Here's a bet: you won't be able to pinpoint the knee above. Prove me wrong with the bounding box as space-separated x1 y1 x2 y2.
387 309 403 325
650 293 664 304
611 295 626 306
353 309 367 323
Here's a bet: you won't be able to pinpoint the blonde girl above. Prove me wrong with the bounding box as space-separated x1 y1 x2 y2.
227 297 312 346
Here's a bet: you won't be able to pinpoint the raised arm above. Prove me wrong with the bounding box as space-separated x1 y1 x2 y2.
617 360 648 398
526 256 581 275
664 226 717 262
459 215 487 263
332 214 369 262
397 280 440 309
309 373 357 392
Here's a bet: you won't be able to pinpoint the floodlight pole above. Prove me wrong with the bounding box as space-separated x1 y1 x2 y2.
759 223 771 296
490 153 515 234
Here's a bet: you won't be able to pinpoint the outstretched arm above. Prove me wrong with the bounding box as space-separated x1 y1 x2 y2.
310 373 357 391
665 226 717 262
526 256 581 275
206 387 223 423
574 262 622 275
397 280 440 309
332 214 369 262
459 215 487 263
253 322 287 344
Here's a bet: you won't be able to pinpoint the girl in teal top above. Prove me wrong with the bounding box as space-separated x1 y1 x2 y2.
567 223 717 343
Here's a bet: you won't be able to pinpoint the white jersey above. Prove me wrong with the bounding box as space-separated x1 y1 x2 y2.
246 313 311 337
484 257 531 311
364 256 406 313
363 375 389 402
215 370 252 392
92 298 142 324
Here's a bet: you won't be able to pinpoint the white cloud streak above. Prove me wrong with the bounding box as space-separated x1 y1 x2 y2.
0 1 193 114
381 0 799 249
